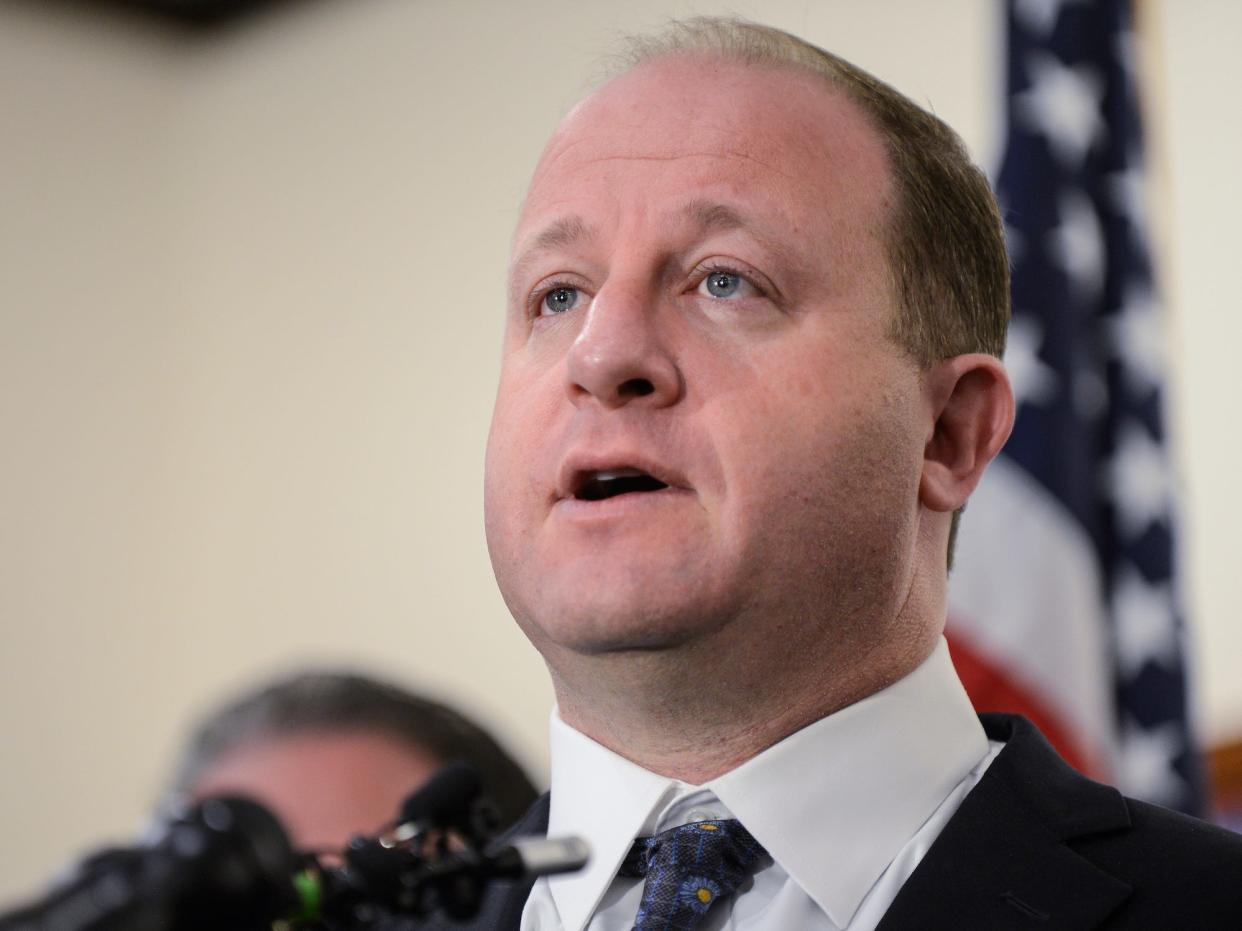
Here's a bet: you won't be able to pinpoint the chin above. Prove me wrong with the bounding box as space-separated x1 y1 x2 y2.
515 580 730 657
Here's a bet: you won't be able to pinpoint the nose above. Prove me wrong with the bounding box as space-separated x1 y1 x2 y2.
565 283 682 409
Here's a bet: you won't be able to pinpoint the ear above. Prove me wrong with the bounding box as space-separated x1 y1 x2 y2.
919 353 1015 512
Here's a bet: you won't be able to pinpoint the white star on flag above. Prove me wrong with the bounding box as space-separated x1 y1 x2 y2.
1108 284 1166 396
1112 565 1179 677
1105 419 1170 540
1118 721 1186 806
1005 315 1059 408
1108 163 1149 232
1049 189 1105 300
1013 0 1087 36
1015 52 1106 167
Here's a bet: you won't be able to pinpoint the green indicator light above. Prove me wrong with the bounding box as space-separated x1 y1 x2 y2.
292 869 322 921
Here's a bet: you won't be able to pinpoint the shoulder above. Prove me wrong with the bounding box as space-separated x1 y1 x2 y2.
984 714 1242 923
1076 795 1242 919
880 714 1242 929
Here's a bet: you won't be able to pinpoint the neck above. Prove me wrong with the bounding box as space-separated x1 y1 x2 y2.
545 523 952 783
550 603 941 784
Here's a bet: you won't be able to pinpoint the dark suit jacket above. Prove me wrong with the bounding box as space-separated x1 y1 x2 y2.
405 714 1242 929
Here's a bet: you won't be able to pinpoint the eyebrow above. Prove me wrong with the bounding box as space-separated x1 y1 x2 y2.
531 214 594 251
511 201 746 272
508 200 800 297
680 199 748 235
510 215 595 284
682 200 801 293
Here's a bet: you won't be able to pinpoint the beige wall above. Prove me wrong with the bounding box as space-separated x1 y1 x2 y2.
0 0 1237 904
1157 1 1242 751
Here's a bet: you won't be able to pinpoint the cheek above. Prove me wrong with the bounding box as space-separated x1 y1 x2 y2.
485 362 539 481
483 419 525 553
483 367 560 571
714 363 923 546
483 392 524 544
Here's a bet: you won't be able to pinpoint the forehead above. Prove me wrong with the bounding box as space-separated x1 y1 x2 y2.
515 54 893 258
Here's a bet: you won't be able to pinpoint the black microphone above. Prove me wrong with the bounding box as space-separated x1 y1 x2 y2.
334 761 488 917
341 762 590 922
397 760 483 830
0 796 298 931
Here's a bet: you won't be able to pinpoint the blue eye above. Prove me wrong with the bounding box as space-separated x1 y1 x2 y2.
542 286 580 315
702 271 741 298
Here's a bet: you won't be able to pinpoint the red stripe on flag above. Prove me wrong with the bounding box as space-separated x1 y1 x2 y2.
946 627 1105 780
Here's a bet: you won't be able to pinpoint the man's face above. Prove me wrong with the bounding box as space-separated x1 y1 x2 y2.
485 56 932 666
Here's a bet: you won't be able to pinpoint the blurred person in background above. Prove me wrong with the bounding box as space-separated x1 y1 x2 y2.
168 670 538 853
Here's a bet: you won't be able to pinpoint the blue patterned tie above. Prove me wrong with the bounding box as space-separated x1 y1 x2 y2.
618 819 767 930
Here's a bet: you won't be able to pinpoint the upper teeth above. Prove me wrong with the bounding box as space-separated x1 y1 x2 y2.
592 469 646 482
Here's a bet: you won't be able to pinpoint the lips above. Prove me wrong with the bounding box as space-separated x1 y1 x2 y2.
556 455 685 504
573 467 670 501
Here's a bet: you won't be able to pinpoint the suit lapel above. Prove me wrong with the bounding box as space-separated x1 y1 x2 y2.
876 715 1133 931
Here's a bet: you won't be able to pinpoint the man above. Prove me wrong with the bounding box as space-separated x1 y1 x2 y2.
428 17 1242 931
170 670 538 852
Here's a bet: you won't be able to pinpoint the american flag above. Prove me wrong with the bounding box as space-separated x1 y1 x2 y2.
946 0 1203 814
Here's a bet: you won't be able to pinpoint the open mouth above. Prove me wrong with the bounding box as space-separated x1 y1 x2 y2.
574 468 670 502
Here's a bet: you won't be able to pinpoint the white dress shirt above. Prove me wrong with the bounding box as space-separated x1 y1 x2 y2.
521 638 1002 931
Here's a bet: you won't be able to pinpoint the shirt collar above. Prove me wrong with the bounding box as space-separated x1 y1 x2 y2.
545 712 682 931
544 638 988 931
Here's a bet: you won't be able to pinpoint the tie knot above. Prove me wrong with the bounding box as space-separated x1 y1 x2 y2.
619 820 767 930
